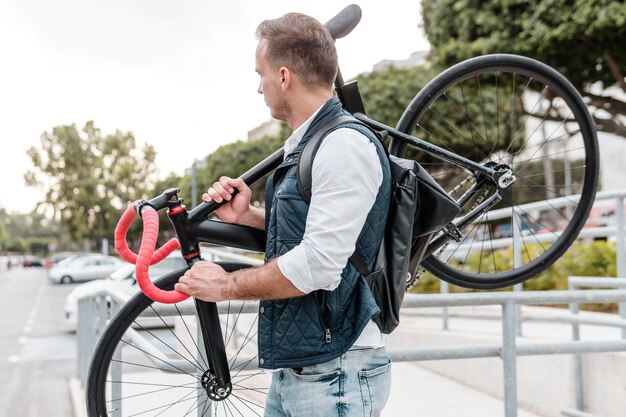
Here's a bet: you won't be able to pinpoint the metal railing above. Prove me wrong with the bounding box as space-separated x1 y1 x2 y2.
440 189 626 277
76 288 626 417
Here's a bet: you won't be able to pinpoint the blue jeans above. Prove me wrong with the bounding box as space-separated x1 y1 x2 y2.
264 347 392 417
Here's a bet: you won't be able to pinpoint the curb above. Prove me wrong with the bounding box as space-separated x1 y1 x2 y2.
69 378 87 417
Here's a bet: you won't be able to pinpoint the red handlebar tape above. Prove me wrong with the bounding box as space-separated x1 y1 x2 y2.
114 204 189 304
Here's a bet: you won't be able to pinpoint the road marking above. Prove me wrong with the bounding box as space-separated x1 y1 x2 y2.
8 355 20 363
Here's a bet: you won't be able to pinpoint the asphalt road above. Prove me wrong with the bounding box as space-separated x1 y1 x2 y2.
0 266 78 417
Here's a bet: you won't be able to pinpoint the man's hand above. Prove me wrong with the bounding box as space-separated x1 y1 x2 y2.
174 258 305 302
204 176 253 224
174 261 231 302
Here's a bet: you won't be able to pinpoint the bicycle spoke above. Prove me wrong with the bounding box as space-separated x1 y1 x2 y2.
491 74 532 155
227 392 265 416
224 302 247 349
174 303 210 370
509 129 580 159
133 315 205 373
476 75 490 147
111 351 201 382
438 89 490 158
106 381 196 403
460 80 485 151
516 110 576 174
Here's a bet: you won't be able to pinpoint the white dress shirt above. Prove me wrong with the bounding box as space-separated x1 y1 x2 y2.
276 106 388 347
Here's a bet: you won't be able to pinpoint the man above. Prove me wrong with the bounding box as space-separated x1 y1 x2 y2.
174 12 392 416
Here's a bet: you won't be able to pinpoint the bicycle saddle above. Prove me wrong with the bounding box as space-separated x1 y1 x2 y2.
324 4 362 40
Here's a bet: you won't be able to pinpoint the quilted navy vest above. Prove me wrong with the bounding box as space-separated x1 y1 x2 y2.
258 97 392 369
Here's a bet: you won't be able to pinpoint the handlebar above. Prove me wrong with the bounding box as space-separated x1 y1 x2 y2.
115 203 190 304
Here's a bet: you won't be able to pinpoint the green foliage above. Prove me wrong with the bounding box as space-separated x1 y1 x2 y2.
25 121 158 244
357 65 441 129
421 0 626 137
0 207 63 255
175 125 290 207
412 240 618 298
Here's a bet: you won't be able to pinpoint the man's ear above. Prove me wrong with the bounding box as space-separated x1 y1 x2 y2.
279 67 291 91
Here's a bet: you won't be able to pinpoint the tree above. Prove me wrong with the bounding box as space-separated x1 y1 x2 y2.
356 65 440 129
176 125 290 207
0 207 62 254
25 121 158 246
0 208 8 252
421 0 626 137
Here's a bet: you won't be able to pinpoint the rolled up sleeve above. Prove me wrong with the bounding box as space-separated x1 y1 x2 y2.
277 128 382 294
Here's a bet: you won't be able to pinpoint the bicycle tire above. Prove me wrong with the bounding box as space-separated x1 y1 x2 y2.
86 264 269 417
392 54 599 289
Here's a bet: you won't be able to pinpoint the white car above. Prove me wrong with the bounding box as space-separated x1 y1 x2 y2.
48 254 123 284
64 255 189 328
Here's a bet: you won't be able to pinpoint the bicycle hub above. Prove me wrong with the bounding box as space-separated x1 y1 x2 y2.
201 371 232 401
491 164 516 189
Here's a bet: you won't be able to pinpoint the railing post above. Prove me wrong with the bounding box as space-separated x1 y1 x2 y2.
440 280 449 330
76 296 94 386
616 196 626 279
501 301 518 417
615 196 626 340
568 280 584 411
512 209 523 336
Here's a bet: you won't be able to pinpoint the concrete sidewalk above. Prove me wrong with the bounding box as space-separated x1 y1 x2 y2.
384 362 542 417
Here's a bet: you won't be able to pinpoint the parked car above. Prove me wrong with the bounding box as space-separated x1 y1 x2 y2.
64 254 189 328
48 254 123 284
23 255 44 267
45 251 90 268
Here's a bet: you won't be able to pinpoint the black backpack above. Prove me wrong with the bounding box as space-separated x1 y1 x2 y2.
297 115 460 334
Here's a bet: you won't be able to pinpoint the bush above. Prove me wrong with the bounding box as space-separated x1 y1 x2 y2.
411 240 619 312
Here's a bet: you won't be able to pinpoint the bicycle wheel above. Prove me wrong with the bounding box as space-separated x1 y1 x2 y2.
393 54 599 289
86 264 269 417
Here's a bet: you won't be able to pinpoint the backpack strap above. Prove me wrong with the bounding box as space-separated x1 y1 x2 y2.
296 114 384 277
297 115 362 204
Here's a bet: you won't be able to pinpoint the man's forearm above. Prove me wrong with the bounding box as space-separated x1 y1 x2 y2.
237 206 266 229
176 258 305 302
228 258 304 300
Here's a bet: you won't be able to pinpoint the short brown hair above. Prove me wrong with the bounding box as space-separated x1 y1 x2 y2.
256 13 338 88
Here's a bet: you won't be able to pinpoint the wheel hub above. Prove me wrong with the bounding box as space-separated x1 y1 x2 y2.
487 162 516 189
497 169 516 189
201 370 232 401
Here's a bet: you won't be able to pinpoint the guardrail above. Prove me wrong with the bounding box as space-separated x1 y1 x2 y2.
441 189 626 277
77 287 626 417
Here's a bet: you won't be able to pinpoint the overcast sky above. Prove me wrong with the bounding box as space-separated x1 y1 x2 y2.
0 0 428 213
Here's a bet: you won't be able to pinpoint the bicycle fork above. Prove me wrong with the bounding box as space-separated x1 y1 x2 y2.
158 189 233 402
195 299 232 402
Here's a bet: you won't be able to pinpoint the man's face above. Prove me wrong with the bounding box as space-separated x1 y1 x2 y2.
255 39 291 121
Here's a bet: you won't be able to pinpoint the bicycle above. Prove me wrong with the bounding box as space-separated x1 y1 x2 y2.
86 4 599 416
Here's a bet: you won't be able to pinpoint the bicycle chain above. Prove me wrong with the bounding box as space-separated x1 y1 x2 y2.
405 268 425 291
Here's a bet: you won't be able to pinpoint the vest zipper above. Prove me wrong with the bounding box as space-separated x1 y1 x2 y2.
314 291 331 343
